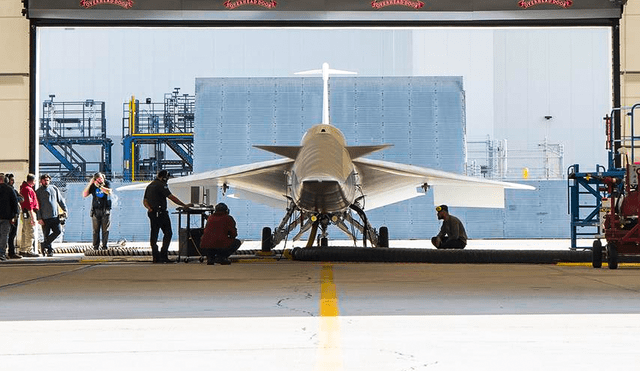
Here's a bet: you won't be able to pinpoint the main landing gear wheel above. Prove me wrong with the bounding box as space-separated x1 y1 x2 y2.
378 226 389 248
607 243 618 270
262 227 273 251
592 239 603 268
320 237 328 247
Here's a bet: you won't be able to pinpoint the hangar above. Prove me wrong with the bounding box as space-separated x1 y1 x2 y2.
2 2 640 370
3 0 631 246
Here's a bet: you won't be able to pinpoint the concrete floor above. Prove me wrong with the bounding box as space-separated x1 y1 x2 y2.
1 257 639 370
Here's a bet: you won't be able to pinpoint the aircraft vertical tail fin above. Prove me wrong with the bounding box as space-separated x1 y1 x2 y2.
295 63 357 126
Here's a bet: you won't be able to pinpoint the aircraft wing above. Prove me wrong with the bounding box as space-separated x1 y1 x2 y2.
117 158 294 209
353 158 535 210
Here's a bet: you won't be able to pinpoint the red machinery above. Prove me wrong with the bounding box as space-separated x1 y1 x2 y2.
594 164 640 269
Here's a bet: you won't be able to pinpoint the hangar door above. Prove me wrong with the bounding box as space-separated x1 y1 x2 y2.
23 1 625 241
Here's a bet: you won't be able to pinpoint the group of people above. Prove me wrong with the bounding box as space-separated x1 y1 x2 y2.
0 169 243 265
1 168 467 263
139 169 466 263
142 170 242 265
0 172 68 261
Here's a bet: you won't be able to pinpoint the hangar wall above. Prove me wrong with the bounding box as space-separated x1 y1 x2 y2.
0 0 30 181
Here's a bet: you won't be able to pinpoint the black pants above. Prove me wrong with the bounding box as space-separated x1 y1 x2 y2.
7 221 17 256
91 208 111 249
148 210 172 259
431 236 466 249
205 239 242 263
41 217 62 254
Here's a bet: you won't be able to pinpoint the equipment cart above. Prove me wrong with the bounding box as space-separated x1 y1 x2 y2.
591 104 640 269
594 163 640 269
175 205 214 263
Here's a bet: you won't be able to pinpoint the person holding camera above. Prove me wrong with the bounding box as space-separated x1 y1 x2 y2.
83 172 112 250
35 174 67 257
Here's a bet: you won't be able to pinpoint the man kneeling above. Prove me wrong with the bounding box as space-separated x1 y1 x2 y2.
431 205 467 249
200 203 242 265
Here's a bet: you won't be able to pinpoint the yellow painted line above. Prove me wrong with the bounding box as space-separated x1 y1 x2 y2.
556 262 596 267
557 262 640 267
320 263 339 317
316 263 343 371
130 133 193 137
236 258 278 263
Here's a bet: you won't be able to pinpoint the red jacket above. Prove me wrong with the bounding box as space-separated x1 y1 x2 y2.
20 181 39 211
200 211 238 249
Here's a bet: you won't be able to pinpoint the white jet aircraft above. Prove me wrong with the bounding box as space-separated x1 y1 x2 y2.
120 63 534 249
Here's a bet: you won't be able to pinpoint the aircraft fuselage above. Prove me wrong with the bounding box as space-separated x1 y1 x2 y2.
290 124 358 214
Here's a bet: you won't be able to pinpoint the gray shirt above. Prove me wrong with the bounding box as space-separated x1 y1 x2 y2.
437 214 467 243
36 184 67 220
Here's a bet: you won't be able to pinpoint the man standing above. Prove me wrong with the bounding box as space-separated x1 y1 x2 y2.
200 203 242 265
143 170 190 263
0 173 19 262
19 174 40 257
5 174 24 259
36 174 67 257
431 204 467 249
83 172 112 250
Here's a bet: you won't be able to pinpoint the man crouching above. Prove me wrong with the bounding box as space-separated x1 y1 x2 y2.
431 204 467 249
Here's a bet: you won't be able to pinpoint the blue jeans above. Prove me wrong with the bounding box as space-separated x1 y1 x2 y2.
41 217 62 253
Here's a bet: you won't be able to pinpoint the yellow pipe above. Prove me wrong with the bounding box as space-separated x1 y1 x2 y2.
131 141 135 182
306 223 318 248
130 95 136 134
129 96 135 181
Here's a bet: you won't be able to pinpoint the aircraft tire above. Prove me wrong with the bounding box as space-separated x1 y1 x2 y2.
262 227 273 251
592 239 602 268
378 226 389 248
320 237 328 247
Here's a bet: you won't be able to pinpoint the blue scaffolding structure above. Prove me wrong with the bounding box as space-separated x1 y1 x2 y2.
567 107 639 249
39 95 113 181
122 88 194 181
